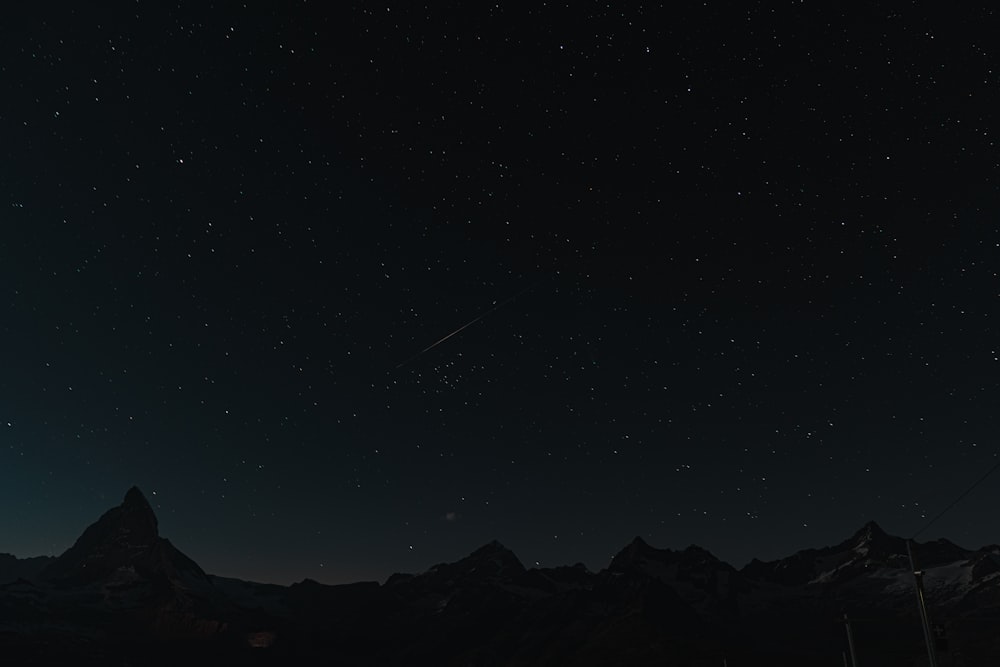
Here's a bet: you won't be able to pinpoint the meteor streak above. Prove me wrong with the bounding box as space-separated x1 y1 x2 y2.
394 283 537 369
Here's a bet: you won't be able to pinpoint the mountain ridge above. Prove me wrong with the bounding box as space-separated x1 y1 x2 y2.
3 494 985 591
4 488 1000 666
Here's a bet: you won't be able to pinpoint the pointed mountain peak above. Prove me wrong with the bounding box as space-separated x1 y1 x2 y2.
850 520 891 549
38 488 163 584
609 536 667 571
115 486 159 539
616 536 655 557
856 520 886 537
454 540 525 578
475 539 510 554
123 485 151 509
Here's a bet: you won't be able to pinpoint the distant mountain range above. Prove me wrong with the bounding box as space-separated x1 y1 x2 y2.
2 488 998 666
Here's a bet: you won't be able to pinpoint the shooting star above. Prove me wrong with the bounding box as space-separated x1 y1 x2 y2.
395 282 538 369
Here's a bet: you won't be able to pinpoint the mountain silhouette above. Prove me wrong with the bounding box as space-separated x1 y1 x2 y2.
38 487 209 589
3 489 1000 666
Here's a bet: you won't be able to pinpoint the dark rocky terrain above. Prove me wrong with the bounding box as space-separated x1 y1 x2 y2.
2 488 998 665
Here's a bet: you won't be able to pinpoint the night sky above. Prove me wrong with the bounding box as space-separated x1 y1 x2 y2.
3 3 999 586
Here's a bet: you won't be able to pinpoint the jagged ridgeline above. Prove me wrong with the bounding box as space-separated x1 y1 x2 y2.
2 488 999 666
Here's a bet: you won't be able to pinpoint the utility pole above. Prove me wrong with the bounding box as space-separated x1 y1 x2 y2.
843 613 859 667
906 539 939 667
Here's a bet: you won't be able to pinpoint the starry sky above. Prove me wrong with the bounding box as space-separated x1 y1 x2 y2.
2 3 999 585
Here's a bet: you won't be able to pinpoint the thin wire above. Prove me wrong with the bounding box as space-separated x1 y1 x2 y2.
911 455 1000 540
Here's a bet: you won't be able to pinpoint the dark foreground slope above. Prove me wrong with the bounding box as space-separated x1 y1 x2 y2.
2 490 999 666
